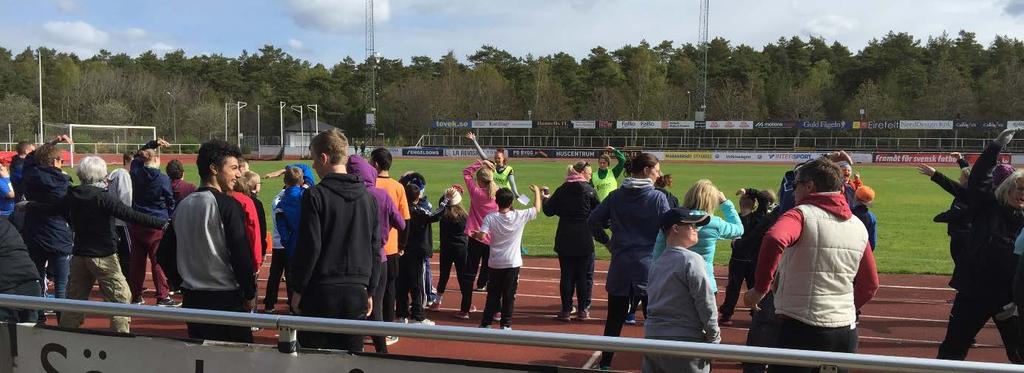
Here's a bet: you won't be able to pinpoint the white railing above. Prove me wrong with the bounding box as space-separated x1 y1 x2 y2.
0 295 1020 373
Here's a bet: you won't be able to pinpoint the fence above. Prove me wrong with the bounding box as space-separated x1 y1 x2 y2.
0 295 1021 373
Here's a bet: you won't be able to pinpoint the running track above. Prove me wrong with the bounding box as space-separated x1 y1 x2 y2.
67 257 1014 372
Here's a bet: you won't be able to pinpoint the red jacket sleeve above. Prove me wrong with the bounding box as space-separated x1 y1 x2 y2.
753 208 804 294
854 243 880 309
232 193 263 272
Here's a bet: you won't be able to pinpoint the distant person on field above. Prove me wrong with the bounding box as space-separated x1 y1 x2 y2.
593 146 626 202
916 152 972 268
397 183 447 325
432 185 473 316
654 174 679 208
369 147 410 327
718 188 776 326
943 128 1024 363
107 152 134 278
166 159 196 204
348 153 405 351
643 208 717 373
745 157 879 373
0 217 42 323
543 161 600 322
467 131 523 202
0 163 15 218
463 156 500 304
127 138 178 307
21 135 74 321
264 166 304 314
471 185 543 330
290 129 381 351
19 156 166 333
10 140 35 201
587 153 670 370
157 139 256 343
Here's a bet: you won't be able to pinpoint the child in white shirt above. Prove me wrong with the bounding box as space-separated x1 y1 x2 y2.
471 184 543 329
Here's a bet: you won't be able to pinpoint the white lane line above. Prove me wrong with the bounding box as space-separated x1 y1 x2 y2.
583 351 602 369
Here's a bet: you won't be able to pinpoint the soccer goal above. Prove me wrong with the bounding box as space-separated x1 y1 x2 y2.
44 123 157 166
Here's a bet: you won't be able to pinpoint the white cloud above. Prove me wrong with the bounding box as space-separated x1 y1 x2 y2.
288 38 305 50
121 27 148 40
284 0 390 32
55 0 77 12
150 42 175 53
1007 0 1024 17
802 14 860 38
42 21 109 48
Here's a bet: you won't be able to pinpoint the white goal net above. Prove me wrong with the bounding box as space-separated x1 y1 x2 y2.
43 123 157 166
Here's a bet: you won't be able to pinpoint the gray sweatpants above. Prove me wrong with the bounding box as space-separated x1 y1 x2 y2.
642 335 711 373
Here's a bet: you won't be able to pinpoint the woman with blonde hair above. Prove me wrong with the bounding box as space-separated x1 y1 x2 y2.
463 157 499 299
653 179 744 295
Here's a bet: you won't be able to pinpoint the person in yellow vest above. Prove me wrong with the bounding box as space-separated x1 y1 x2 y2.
593 146 626 201
467 132 524 203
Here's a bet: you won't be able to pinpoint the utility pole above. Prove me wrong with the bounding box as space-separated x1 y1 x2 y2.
696 0 709 120
256 104 261 158
223 102 230 141
279 101 286 151
291 105 305 157
236 101 247 146
165 91 176 142
307 104 319 134
37 48 44 143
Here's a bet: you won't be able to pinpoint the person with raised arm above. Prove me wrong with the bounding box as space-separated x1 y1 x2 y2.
466 131 524 203
127 138 178 307
593 146 627 202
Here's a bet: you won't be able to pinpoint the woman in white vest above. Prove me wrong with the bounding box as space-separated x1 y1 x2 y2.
744 157 879 373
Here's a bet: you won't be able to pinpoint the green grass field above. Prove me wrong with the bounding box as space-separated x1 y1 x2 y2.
171 159 962 275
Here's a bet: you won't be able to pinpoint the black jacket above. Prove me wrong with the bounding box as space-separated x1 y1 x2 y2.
656 187 680 208
543 181 600 257
0 219 40 292
439 204 468 253
21 151 73 255
29 185 166 258
290 173 381 295
957 142 1023 303
931 171 972 237
404 199 446 258
731 188 773 261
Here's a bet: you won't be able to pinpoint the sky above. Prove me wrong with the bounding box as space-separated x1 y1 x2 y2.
1 0 1023 65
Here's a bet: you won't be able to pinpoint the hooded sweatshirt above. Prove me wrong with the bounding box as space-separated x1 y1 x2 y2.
276 186 304 258
588 177 671 297
130 140 175 220
21 150 73 255
290 173 381 295
464 160 499 246
348 155 406 262
754 192 879 313
0 219 43 292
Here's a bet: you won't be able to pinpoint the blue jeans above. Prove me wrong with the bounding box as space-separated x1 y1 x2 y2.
424 257 437 303
29 251 71 299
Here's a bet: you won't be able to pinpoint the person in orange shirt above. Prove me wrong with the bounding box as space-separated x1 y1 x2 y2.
370 148 410 327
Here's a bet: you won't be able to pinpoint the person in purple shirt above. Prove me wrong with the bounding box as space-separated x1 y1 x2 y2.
166 160 196 204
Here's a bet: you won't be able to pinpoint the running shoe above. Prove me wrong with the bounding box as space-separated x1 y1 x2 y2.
624 313 637 325
156 298 181 307
411 318 436 326
554 312 572 322
386 336 399 345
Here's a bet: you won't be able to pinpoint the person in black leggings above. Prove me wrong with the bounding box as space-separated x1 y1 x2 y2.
432 187 475 316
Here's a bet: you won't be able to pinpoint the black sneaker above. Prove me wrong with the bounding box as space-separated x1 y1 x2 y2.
156 298 181 307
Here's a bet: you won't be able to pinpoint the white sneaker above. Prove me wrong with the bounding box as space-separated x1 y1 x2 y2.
501 326 512 330
397 317 408 324
385 336 399 345
411 318 435 326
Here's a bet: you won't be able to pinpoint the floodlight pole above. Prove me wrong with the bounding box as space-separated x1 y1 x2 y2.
279 101 286 150
37 48 43 144
165 91 176 142
256 104 261 158
236 101 247 146
306 104 319 134
223 102 231 141
291 105 304 157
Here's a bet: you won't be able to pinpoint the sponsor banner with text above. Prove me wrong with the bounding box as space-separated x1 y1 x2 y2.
711 151 874 164
401 147 444 157
534 120 571 128
663 151 714 161
571 120 595 129
471 120 533 129
796 121 851 130
1007 121 1024 130
898 120 954 130
852 121 900 130
705 121 753 130
616 121 695 129
873 152 1010 164
953 121 1005 130
445 148 493 158
432 120 471 129
753 121 795 129
508 148 553 158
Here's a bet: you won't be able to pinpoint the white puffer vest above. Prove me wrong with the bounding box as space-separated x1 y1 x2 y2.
774 204 868 328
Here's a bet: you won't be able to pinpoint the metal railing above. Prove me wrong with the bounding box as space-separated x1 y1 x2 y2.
1 295 1021 373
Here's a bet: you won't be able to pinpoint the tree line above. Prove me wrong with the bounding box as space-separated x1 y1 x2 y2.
0 30 1022 145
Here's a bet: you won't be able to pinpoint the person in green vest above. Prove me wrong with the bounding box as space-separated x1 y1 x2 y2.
467 132 522 200
593 146 627 201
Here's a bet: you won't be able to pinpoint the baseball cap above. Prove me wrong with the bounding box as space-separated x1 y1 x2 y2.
659 208 711 231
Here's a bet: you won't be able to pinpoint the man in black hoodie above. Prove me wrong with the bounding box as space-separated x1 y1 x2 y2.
290 129 381 351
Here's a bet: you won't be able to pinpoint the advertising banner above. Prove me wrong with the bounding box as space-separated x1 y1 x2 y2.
1009 121 1024 130
471 120 533 129
553 149 602 158
507 148 553 158
796 121 851 130
3 324 527 373
851 121 899 130
445 148 493 158
401 147 444 157
663 151 714 161
598 120 615 129
705 121 754 130
898 120 954 130
616 121 695 129
753 121 794 129
432 120 471 129
873 152 1011 164
534 120 570 128
571 120 596 129
953 121 1005 130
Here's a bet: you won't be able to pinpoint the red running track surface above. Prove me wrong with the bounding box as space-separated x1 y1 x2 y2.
64 257 1010 372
